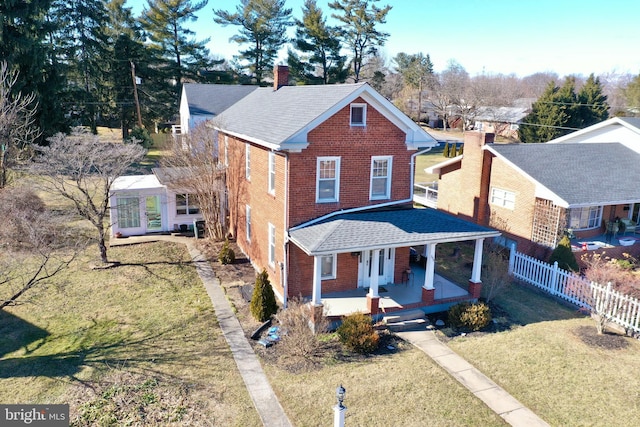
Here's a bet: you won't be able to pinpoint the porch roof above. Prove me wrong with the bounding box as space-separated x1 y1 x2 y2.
289 207 500 256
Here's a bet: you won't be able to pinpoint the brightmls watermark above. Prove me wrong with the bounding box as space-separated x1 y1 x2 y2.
1 405 69 426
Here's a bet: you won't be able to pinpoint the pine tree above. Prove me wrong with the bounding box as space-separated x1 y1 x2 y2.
250 269 278 322
623 73 640 116
549 235 579 272
214 0 293 85
290 0 347 84
443 142 450 157
520 80 572 143
578 74 609 127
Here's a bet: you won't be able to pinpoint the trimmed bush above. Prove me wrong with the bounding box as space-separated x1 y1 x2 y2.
126 126 153 148
549 235 578 272
336 312 379 354
448 302 492 332
217 240 235 265
250 269 278 322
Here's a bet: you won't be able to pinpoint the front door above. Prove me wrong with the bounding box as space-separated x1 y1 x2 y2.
357 248 395 288
145 196 162 232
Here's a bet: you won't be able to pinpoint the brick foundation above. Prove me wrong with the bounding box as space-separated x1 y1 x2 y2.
468 281 482 299
366 294 380 314
421 287 435 305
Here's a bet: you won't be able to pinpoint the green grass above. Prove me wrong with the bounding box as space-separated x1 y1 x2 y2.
0 242 260 426
414 147 444 184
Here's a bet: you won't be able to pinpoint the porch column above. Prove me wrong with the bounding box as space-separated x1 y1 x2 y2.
469 238 485 299
312 255 322 306
470 238 485 283
423 243 436 290
368 249 380 298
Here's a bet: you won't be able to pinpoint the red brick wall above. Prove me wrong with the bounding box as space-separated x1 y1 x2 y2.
288 97 412 227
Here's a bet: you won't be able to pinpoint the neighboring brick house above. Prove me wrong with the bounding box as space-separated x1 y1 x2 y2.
179 66 500 316
428 118 640 257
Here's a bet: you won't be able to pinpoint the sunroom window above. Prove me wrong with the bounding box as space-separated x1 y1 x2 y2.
569 206 603 230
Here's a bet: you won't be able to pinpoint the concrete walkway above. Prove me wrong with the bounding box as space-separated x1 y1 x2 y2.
396 328 550 427
111 235 292 427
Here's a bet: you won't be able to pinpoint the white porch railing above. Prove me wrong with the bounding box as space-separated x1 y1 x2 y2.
508 248 640 334
414 181 438 208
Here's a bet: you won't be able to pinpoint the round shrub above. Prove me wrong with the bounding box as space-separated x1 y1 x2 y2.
126 126 153 148
218 240 235 265
448 302 492 332
336 312 379 354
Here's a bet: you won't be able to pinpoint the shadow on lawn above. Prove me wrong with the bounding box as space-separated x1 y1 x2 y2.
0 312 218 382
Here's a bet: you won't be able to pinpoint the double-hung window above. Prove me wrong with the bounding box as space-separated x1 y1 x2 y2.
350 103 366 126
320 254 336 280
176 194 199 215
246 205 251 242
268 223 276 267
268 152 276 194
370 156 392 200
245 144 251 180
316 157 340 203
490 188 515 210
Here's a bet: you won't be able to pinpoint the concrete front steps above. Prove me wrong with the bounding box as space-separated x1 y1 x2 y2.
383 309 429 332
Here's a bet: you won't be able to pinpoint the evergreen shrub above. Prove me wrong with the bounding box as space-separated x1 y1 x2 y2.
336 312 379 354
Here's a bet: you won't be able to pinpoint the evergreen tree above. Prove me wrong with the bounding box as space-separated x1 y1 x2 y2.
577 74 609 126
442 142 449 157
0 0 67 140
51 0 111 132
141 0 212 118
290 0 347 84
328 0 391 83
623 73 640 116
549 235 579 272
214 0 293 85
250 269 278 322
520 80 572 142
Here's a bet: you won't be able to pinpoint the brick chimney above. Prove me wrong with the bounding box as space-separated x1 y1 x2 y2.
273 65 289 90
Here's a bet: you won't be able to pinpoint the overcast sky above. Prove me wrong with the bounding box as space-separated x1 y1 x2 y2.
128 0 640 78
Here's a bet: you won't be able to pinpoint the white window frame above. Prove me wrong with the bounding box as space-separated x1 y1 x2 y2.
350 103 367 126
268 152 276 195
370 156 392 200
320 254 337 280
569 206 603 230
176 193 200 215
316 156 340 203
245 204 251 243
245 143 251 180
268 223 276 267
490 188 515 210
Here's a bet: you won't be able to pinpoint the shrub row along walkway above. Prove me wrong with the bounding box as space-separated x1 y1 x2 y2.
396 328 550 427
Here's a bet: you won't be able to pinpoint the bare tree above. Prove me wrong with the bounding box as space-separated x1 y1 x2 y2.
162 123 228 240
31 128 146 263
0 186 83 310
0 61 40 189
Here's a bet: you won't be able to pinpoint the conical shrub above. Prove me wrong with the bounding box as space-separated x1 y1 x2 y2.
250 269 278 322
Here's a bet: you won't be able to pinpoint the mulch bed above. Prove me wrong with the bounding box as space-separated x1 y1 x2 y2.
573 325 630 350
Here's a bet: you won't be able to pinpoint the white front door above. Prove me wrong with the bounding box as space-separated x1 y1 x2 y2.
358 248 395 288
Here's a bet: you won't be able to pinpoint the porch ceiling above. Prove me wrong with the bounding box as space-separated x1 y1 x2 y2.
289 207 500 256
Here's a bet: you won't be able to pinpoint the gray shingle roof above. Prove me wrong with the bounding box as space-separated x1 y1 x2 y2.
213 83 368 146
289 208 499 255
489 142 640 206
183 84 258 117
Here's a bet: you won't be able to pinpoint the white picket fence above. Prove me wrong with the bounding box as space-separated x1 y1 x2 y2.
508 248 640 334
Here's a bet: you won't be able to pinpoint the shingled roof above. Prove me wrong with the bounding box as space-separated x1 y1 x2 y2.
182 83 258 118
289 207 499 255
487 142 640 207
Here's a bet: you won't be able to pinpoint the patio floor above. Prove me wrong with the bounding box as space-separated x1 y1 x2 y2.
570 232 640 252
321 265 469 318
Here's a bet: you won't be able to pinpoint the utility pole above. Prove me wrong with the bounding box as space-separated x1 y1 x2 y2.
130 61 143 128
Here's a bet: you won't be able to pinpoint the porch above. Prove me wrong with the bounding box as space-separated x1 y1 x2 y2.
321 266 471 319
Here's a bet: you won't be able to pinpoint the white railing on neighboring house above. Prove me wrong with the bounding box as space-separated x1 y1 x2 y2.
508 248 640 334
413 181 438 208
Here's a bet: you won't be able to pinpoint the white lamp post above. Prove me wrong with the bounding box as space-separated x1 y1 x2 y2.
334 384 346 427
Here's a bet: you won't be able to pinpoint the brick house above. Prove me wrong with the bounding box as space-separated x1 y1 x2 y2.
428 118 640 258
179 66 500 317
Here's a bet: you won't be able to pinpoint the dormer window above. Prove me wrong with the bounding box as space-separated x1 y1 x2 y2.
350 103 366 126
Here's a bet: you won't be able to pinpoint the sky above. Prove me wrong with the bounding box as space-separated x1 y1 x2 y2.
127 0 640 78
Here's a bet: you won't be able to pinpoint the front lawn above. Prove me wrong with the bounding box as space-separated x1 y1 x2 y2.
0 242 260 426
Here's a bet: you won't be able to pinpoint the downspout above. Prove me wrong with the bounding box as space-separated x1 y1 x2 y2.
282 151 290 308
290 146 434 232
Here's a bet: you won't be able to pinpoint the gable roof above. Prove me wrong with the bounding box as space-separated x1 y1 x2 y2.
549 116 640 144
486 142 640 207
182 83 258 118
289 207 499 255
474 106 529 123
208 83 437 151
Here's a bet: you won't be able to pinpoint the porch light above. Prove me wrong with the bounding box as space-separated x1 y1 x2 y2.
336 384 346 408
